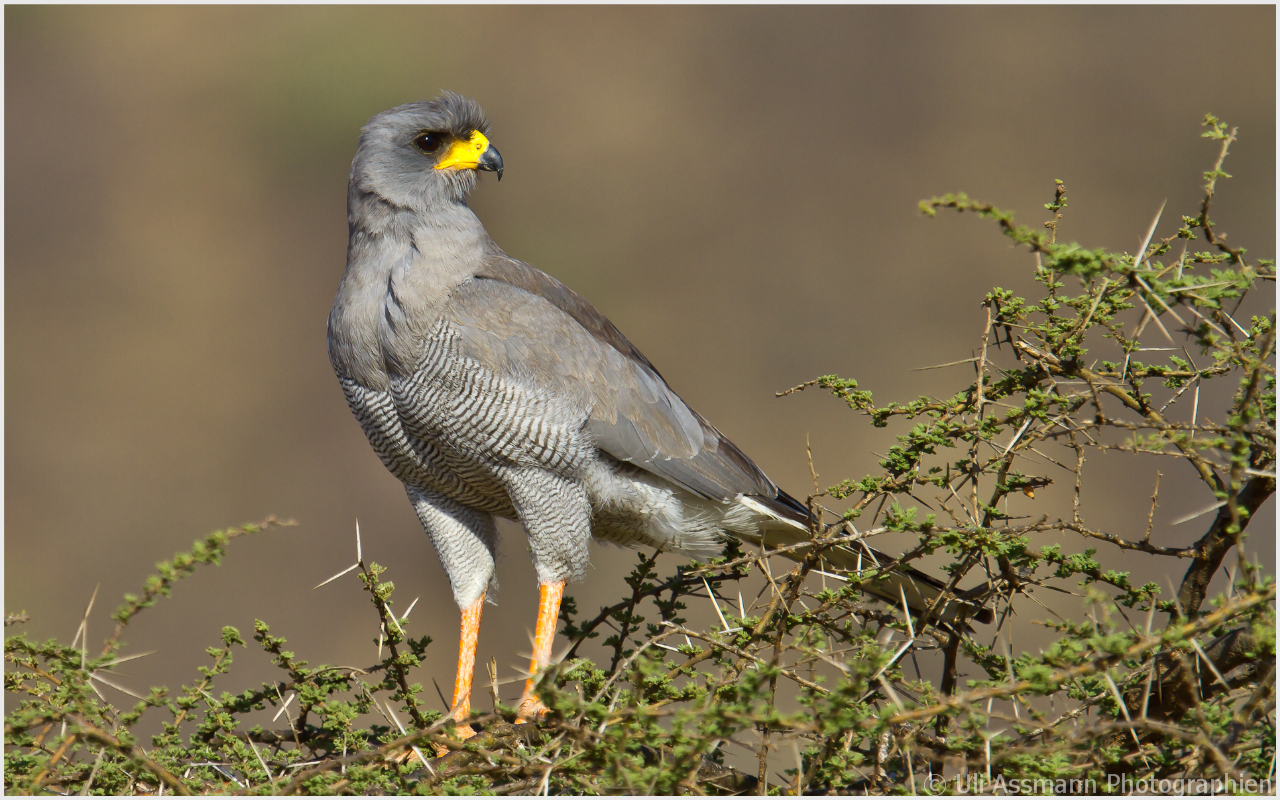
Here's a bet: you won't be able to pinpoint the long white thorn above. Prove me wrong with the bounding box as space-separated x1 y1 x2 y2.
898 585 916 640
98 650 158 669
384 699 407 733
877 675 905 711
1002 419 1032 457
702 578 737 633
1191 639 1232 692
88 672 147 700
402 596 420 621
74 583 101 670
313 562 360 590
72 584 100 649
1135 199 1166 268
1104 671 1146 757
383 700 432 771
1135 273 1187 328
1005 638 1020 720
1171 500 1224 526
871 639 915 682
248 738 274 783
272 692 296 723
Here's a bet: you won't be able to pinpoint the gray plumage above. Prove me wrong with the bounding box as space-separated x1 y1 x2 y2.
328 93 990 627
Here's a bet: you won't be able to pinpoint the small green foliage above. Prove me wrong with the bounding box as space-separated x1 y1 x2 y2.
6 117 1274 794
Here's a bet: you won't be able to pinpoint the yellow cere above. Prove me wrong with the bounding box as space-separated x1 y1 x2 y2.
434 131 492 171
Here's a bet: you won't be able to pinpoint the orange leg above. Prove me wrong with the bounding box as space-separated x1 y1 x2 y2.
450 593 485 739
516 580 565 723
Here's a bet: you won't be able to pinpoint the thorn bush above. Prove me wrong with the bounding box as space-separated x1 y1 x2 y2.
6 116 1274 795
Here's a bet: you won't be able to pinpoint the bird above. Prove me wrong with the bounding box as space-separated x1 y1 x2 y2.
328 92 991 737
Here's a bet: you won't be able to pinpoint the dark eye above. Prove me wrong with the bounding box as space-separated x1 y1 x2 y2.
413 132 445 154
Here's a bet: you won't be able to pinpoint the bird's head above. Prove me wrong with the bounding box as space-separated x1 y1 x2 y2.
350 92 503 212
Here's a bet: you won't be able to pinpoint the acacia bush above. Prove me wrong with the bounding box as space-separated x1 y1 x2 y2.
6 115 1274 795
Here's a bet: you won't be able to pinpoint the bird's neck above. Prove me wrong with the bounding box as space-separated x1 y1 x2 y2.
333 196 494 388
350 186 487 237
413 200 489 246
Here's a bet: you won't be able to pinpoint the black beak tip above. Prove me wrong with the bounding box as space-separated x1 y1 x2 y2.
479 145 504 182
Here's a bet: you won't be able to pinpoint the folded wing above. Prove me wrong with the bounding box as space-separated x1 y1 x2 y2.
447 256 779 504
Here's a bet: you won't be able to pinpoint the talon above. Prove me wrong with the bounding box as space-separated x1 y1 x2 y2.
431 722 478 757
515 698 550 724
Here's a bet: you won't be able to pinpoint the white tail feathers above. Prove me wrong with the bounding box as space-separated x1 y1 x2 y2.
733 495 992 626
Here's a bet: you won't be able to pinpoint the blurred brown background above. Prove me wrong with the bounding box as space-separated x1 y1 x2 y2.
6 5 1274 721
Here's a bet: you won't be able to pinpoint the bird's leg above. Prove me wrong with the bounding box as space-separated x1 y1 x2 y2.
516 579 565 723
449 593 485 739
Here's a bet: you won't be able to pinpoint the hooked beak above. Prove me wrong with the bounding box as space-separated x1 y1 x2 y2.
477 143 503 181
435 130 504 181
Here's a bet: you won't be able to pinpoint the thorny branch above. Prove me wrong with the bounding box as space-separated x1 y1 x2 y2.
5 116 1272 795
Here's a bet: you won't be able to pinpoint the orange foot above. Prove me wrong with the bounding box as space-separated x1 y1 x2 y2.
431 721 478 758
515 697 550 724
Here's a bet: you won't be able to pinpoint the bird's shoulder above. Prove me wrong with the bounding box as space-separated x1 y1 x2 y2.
471 254 662 377
443 257 654 399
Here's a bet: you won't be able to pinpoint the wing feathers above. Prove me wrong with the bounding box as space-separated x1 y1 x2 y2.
455 257 778 503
